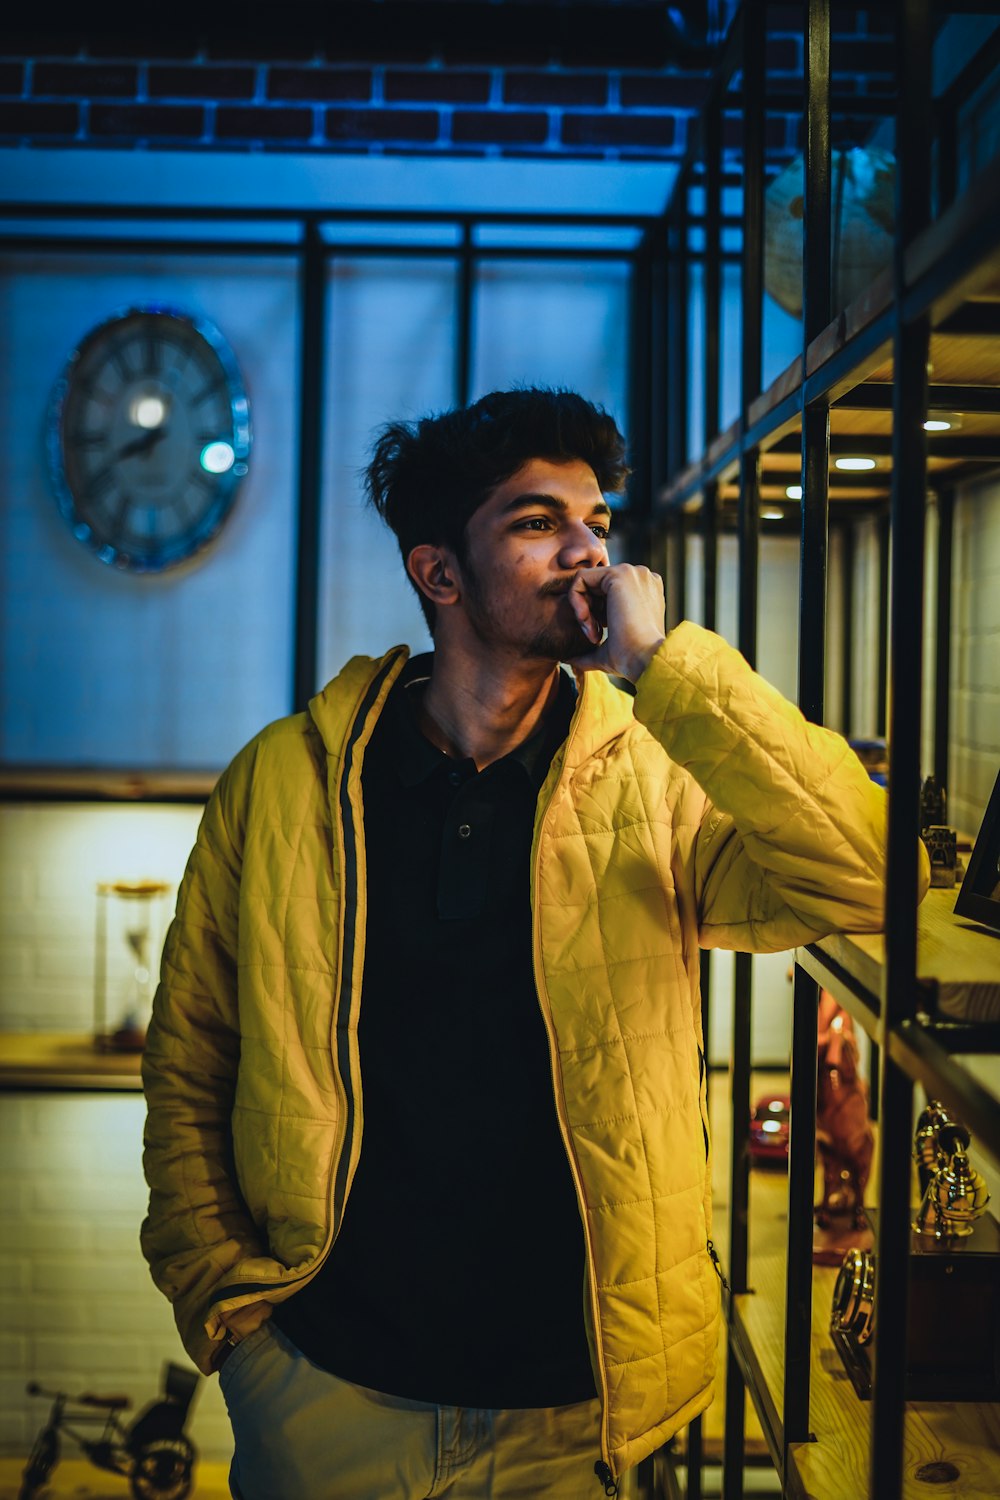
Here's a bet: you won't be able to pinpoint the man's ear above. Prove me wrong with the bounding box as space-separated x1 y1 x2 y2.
407 544 461 610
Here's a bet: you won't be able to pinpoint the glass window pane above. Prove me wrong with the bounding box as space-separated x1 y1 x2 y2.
317 256 458 684
471 258 630 449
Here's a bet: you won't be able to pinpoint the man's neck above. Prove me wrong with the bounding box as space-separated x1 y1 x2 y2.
419 642 564 770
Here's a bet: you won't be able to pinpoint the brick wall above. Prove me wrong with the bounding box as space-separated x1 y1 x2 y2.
0 5 897 162
0 1092 233 1463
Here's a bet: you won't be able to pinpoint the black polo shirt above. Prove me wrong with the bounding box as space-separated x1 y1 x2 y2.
273 656 597 1408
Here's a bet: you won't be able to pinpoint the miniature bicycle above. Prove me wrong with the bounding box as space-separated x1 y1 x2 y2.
20 1360 199 1500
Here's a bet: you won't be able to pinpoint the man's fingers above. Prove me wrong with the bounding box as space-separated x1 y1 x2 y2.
568 578 601 643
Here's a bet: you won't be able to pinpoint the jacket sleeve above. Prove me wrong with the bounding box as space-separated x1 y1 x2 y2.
140 742 266 1354
632 621 928 952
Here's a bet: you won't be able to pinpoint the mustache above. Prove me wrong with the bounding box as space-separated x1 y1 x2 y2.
540 577 584 597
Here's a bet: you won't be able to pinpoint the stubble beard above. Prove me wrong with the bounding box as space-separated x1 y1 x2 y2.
462 560 599 663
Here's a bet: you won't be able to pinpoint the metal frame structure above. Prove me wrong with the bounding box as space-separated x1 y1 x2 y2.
0 200 652 741
651 2 1000 1498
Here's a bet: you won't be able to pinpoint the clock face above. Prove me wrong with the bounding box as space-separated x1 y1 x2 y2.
47 305 252 572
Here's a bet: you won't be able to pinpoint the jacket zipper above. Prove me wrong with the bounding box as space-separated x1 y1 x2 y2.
530 711 614 1481
209 652 404 1321
697 1043 709 1161
707 1239 730 1291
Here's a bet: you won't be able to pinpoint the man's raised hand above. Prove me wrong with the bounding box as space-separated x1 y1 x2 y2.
566 564 667 683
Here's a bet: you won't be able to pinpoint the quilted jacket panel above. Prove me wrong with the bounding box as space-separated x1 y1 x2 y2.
142 622 904 1475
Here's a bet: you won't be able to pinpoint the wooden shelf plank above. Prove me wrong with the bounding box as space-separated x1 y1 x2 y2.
734 1166 1000 1500
0 1033 143 1091
0 766 216 803
800 888 1000 1024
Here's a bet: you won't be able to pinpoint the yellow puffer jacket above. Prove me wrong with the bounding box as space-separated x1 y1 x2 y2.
142 622 893 1476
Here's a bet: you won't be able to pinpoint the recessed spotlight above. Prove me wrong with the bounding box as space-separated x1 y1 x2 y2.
785 485 803 500
835 457 877 471
923 419 951 432
761 509 785 520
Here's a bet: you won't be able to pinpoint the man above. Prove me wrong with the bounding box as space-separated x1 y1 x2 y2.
142 388 895 1499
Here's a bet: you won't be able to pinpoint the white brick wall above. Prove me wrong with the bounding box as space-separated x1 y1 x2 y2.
0 1094 232 1461
0 803 201 1032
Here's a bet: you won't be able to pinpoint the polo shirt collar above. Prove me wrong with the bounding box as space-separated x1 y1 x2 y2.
388 654 575 791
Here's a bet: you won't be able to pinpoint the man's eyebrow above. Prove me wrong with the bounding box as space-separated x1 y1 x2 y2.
499 490 613 520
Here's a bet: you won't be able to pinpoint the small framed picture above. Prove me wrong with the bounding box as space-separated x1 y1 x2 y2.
954 768 1000 933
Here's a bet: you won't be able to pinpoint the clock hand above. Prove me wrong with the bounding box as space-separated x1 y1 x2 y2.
117 426 169 461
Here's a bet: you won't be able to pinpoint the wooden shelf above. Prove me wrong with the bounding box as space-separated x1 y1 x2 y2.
800 888 1000 1030
0 1033 143 1091
798 890 1000 1162
0 767 216 803
732 1155 1000 1500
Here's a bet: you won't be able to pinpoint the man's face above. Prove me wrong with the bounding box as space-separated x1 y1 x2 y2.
454 457 612 662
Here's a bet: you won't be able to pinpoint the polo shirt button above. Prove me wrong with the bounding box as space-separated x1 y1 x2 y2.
458 824 472 839
449 770 462 786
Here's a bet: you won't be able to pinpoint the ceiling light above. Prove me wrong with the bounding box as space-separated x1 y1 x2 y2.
785 485 803 500
835 457 877 471
761 509 785 520
923 419 951 432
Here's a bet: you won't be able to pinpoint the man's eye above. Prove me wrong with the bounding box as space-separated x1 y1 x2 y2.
590 524 610 540
517 517 551 531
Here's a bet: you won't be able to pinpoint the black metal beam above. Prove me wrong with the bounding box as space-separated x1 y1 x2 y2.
876 510 890 736
834 383 1000 413
933 489 954 789
629 243 656 565
771 432 1000 461
936 302 1000 336
871 4 933 1496
841 521 856 736
703 103 722 449
456 219 473 408
784 969 819 1446
292 220 326 713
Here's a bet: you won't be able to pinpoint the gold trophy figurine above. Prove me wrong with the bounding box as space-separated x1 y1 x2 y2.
912 1100 991 1240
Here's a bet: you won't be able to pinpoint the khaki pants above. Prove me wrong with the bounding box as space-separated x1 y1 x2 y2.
220 1322 633 1499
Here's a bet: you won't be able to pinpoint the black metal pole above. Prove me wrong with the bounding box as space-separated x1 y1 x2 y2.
740 7 765 420
785 0 832 1455
292 218 327 711
704 106 722 448
667 192 691 480
456 218 473 408
803 0 832 347
629 241 655 568
721 1327 746 1500
841 521 856 737
729 950 753 1299
876 510 890 736
934 489 954 789
784 968 818 1445
871 4 932 1496
686 1413 703 1500
702 481 718 632
799 404 830 726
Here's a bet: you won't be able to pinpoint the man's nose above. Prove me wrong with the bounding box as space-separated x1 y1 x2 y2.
558 522 608 569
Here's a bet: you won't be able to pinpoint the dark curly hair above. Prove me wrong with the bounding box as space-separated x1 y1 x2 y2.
364 387 629 629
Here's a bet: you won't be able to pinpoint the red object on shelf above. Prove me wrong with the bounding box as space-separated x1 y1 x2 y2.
749 1092 791 1163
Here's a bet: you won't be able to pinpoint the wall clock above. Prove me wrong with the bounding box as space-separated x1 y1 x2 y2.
47 305 252 572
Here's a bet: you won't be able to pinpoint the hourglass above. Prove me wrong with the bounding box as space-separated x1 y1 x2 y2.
94 880 172 1051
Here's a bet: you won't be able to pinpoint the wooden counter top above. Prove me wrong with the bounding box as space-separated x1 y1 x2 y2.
0 1032 143 1091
